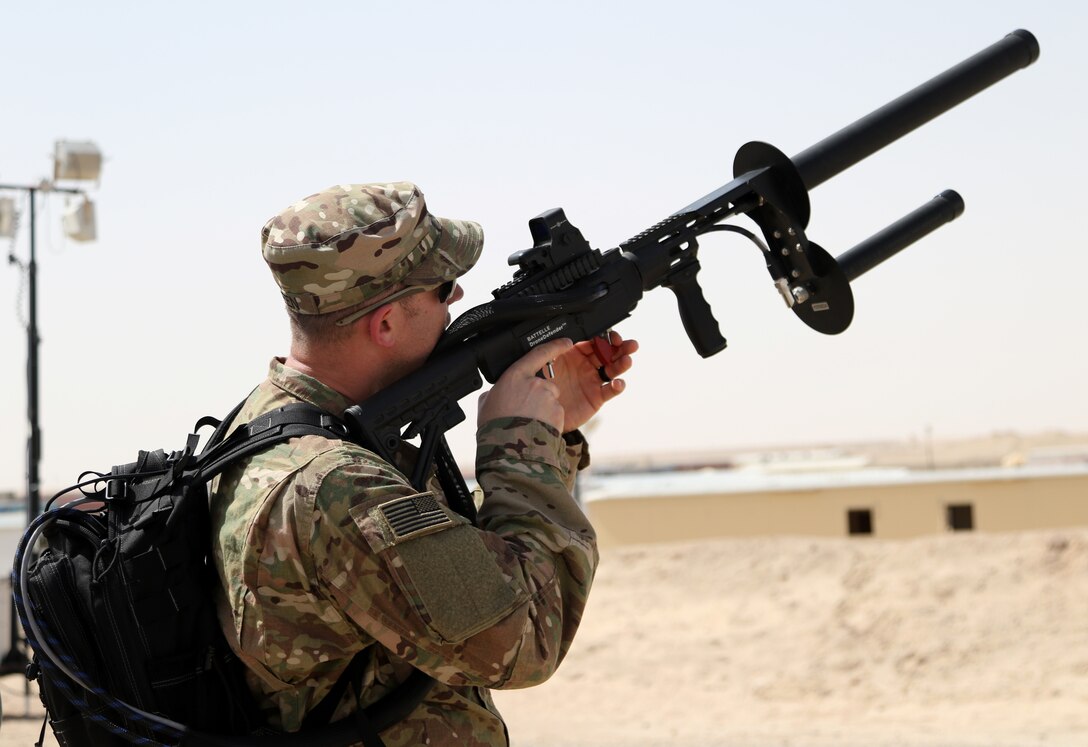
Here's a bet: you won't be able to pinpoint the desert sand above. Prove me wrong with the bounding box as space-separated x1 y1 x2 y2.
3 528 1086 746
493 529 1088 747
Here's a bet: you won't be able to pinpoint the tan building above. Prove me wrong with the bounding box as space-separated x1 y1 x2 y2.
582 464 1088 547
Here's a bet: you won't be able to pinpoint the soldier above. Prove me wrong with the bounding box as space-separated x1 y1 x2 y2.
210 182 638 746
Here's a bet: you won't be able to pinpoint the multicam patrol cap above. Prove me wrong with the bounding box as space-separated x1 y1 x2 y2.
261 182 483 316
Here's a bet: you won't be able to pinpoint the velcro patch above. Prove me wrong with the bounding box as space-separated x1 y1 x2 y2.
377 493 453 541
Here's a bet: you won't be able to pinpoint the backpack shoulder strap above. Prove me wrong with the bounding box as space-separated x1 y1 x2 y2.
199 396 251 446
196 403 350 482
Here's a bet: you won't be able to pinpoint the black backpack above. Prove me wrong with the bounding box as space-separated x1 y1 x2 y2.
11 401 430 747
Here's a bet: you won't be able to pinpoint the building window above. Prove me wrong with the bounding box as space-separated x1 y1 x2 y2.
946 503 974 531
847 508 873 536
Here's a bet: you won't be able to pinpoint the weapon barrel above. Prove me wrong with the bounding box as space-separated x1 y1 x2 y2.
837 190 964 282
792 30 1039 191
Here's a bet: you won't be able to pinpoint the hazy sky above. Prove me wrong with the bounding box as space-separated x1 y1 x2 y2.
1 1 1084 496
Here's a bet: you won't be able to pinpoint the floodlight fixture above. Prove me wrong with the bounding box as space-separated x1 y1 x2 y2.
62 196 96 242
0 197 16 238
53 140 102 182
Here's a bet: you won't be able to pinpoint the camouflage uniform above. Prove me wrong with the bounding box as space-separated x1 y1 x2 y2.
210 183 598 746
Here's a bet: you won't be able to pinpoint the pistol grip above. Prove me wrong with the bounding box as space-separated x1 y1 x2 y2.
664 261 727 358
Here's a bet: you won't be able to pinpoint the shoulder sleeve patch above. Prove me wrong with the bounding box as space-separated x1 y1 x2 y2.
373 493 454 542
349 492 525 643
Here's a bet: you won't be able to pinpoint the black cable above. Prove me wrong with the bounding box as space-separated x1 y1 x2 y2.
700 223 771 254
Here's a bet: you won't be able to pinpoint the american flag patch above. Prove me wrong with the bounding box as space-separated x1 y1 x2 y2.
378 493 453 541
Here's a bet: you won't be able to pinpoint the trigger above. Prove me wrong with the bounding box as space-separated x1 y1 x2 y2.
591 333 614 365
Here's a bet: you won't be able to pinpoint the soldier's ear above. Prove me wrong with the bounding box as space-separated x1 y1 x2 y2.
368 303 398 348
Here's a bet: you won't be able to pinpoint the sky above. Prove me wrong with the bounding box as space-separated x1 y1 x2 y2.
1 1 1085 497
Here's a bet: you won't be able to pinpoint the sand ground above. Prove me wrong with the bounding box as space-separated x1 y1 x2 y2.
3 528 1086 746
492 529 1088 746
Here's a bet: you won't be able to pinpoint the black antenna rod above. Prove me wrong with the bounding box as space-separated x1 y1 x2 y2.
792 30 1039 191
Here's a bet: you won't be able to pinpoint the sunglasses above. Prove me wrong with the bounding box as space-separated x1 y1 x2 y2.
335 278 459 327
436 278 458 303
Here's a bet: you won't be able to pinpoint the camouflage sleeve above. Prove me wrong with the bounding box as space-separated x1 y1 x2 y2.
472 416 598 685
308 417 597 690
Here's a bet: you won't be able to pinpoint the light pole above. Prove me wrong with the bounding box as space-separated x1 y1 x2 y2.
0 140 102 673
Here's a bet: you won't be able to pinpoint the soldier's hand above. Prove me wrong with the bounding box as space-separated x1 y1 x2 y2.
477 338 574 433
551 330 638 433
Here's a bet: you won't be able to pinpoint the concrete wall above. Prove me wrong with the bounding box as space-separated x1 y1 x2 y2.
585 470 1088 547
